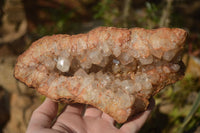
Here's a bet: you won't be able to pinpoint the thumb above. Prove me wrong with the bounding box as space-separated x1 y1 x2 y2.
27 98 58 130
120 98 155 133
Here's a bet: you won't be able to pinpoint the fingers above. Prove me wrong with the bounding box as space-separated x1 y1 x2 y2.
64 103 85 115
120 98 155 133
84 106 114 124
121 110 151 133
27 98 58 131
101 112 114 124
52 104 86 133
54 103 85 123
84 105 103 118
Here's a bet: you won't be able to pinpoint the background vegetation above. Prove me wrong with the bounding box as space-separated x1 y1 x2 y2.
0 0 200 133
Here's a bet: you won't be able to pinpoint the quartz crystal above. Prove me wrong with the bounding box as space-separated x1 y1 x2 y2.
56 57 71 72
14 27 187 123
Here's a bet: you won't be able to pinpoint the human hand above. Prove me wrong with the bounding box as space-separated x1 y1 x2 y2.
27 98 155 133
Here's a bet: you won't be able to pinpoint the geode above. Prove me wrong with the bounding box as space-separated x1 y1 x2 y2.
14 27 187 123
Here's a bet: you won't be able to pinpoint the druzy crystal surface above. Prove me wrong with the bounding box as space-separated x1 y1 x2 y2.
14 27 187 123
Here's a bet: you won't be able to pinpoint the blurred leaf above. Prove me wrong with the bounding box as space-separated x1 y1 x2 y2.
93 0 119 26
178 91 200 133
115 122 123 129
170 74 200 107
93 0 111 19
145 2 160 28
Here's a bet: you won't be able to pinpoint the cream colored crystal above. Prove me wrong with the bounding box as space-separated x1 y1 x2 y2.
14 27 187 123
56 57 71 72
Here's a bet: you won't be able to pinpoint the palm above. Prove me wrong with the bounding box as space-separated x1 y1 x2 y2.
27 99 154 133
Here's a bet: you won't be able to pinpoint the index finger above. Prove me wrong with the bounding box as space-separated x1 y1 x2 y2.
27 98 58 131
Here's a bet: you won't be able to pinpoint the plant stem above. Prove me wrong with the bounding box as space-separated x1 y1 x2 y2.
178 91 200 133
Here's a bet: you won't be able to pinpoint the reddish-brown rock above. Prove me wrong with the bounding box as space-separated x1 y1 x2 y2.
14 27 187 123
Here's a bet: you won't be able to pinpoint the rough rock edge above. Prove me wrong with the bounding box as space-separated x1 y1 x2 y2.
14 27 187 123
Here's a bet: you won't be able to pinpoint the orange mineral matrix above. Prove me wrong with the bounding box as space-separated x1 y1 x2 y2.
14 27 187 123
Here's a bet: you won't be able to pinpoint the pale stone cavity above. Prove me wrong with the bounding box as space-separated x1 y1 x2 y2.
53 41 181 97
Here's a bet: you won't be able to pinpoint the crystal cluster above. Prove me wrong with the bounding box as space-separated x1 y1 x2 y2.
14 27 187 123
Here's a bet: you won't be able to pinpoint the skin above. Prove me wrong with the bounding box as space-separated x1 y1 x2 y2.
27 98 155 133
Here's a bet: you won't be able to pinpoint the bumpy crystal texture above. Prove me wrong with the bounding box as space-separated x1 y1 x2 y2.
14 27 187 123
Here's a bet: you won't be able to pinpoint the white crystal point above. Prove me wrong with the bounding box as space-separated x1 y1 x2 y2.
56 57 71 72
88 50 103 64
80 59 92 69
163 49 177 61
139 55 153 65
171 64 180 72
121 80 134 93
74 68 88 77
118 52 134 65
113 45 121 57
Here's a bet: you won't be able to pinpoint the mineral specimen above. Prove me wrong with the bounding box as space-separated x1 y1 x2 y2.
14 27 187 123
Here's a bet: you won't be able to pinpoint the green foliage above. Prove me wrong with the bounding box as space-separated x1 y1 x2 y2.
31 1 200 132
93 0 119 26
115 122 123 129
165 74 200 132
140 73 200 133
34 6 80 37
145 2 160 25
40 95 46 102
136 2 161 29
171 74 200 107
93 0 112 19
178 91 200 133
170 12 185 28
